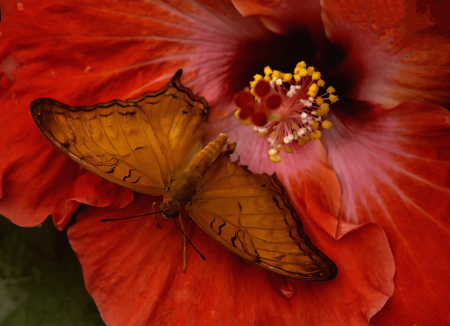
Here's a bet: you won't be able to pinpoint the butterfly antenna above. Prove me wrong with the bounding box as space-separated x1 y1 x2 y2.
101 212 160 222
172 218 206 261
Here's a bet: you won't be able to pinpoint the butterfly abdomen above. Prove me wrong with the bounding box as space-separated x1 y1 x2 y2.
185 133 229 176
167 133 228 206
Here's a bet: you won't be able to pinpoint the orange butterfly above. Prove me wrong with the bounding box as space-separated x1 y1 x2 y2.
30 70 337 281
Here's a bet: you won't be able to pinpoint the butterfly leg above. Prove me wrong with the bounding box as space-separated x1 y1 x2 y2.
152 202 161 228
178 213 187 273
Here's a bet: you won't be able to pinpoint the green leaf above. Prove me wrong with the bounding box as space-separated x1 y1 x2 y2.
0 216 105 326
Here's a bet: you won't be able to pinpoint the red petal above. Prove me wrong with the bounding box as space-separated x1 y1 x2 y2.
0 0 271 121
321 0 450 108
0 0 276 227
321 100 450 326
69 193 394 325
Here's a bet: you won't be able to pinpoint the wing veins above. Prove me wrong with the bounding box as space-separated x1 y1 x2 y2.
135 106 165 184
207 216 299 245
147 106 174 176
165 90 177 135
201 164 241 187
114 103 143 172
171 98 197 152
96 106 124 159
198 194 273 201
80 109 120 167
48 106 84 158
64 109 105 166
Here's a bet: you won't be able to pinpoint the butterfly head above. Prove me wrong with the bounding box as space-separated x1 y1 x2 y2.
159 199 180 219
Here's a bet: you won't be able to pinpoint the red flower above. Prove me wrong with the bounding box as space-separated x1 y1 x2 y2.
0 1 448 325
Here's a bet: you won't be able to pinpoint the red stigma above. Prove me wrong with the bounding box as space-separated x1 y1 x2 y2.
252 112 267 126
238 105 254 119
254 80 271 97
234 91 252 107
266 94 282 110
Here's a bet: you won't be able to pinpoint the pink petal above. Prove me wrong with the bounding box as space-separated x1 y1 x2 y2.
321 100 450 325
69 193 394 325
321 0 450 108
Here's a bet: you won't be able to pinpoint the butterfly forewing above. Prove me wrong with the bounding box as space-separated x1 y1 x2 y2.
30 70 209 196
186 154 337 281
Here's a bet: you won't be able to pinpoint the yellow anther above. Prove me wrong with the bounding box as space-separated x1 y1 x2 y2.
291 124 295 130
306 66 315 76
254 74 263 81
284 146 293 154
283 73 292 82
275 144 282 152
310 130 322 140
268 148 278 155
294 74 300 82
259 132 265 137
307 83 318 97
316 108 324 117
312 71 321 80
296 61 306 69
298 137 308 146
309 83 318 92
311 121 319 130
273 70 281 78
322 120 333 129
315 97 324 105
270 131 275 137
279 72 284 80
235 109 241 119
242 119 253 126
273 125 277 130
327 86 335 94
270 154 282 163
298 68 307 77
264 74 271 81
320 103 330 115
264 66 273 75
329 94 339 103
317 79 325 87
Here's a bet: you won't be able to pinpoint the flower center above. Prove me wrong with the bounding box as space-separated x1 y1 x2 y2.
234 62 338 163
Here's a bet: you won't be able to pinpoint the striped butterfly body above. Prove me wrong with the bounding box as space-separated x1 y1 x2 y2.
30 70 337 281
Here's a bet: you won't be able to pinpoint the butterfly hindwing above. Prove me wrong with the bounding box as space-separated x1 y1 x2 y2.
185 154 337 281
30 70 209 196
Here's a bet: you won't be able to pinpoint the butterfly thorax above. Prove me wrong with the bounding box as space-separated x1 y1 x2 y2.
159 174 198 218
159 133 229 219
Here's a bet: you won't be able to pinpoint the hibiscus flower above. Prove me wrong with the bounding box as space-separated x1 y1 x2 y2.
0 0 449 325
